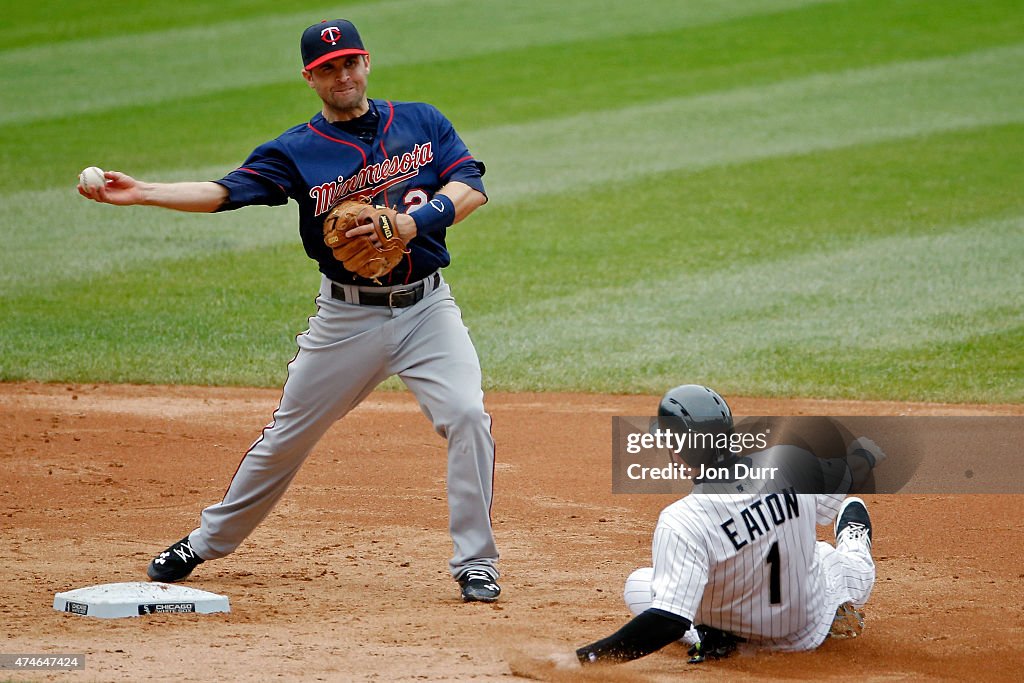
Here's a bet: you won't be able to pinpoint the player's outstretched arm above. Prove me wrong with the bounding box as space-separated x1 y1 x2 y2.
78 171 228 213
573 609 692 666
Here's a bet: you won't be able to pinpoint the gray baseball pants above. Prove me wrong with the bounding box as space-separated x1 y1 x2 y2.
186 273 499 580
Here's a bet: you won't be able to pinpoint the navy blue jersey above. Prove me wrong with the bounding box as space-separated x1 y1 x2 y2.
214 99 486 285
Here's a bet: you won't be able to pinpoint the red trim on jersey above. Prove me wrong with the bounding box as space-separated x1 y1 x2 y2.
306 122 368 166
381 100 395 134
375 102 396 208
239 167 285 193
440 155 473 179
376 102 403 283
371 106 389 207
403 252 413 284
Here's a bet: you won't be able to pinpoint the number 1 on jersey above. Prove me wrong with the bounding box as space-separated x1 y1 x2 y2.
766 541 781 605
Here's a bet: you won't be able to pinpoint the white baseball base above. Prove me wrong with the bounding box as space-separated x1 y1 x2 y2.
53 582 229 619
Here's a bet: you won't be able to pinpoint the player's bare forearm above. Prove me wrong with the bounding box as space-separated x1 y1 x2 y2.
79 170 227 213
137 181 228 212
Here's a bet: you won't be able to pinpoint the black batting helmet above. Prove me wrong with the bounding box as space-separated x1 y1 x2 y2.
655 384 734 466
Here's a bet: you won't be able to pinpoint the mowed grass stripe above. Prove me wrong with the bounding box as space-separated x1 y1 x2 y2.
5 44 1019 293
2 215 1018 398
777 325 1024 401
450 123 1024 299
0 0 346 50
0 0 839 125
4 0 1020 194
0 242 316 387
0 165 296 294
471 42 1024 201
470 215 1023 400
407 0 1024 129
2 124 1020 398
10 120 1020 294
2 1 1020 400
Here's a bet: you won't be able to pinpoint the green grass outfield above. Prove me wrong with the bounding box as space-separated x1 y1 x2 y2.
1 0 1022 402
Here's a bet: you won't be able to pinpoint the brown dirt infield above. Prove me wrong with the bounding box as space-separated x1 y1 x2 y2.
2 382 1022 682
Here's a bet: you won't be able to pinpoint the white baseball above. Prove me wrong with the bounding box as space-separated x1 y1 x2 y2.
79 166 106 192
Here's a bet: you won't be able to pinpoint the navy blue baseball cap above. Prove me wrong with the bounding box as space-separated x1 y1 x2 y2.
301 19 368 71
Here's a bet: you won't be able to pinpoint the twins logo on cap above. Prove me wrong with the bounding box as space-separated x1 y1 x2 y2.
301 19 368 70
321 26 341 45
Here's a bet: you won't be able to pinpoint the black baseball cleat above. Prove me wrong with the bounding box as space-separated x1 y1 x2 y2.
458 569 501 603
834 497 872 548
147 536 205 582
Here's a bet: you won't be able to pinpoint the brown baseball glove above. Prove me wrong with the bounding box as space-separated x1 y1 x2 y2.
322 198 407 282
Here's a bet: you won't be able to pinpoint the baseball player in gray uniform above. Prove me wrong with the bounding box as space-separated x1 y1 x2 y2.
77 19 501 602
561 385 879 666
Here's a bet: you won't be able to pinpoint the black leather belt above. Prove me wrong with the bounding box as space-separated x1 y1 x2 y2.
331 273 440 308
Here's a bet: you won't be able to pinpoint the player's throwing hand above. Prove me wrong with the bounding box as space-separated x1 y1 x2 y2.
78 170 143 205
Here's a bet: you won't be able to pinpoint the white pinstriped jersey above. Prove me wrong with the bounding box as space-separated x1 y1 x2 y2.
648 492 851 650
